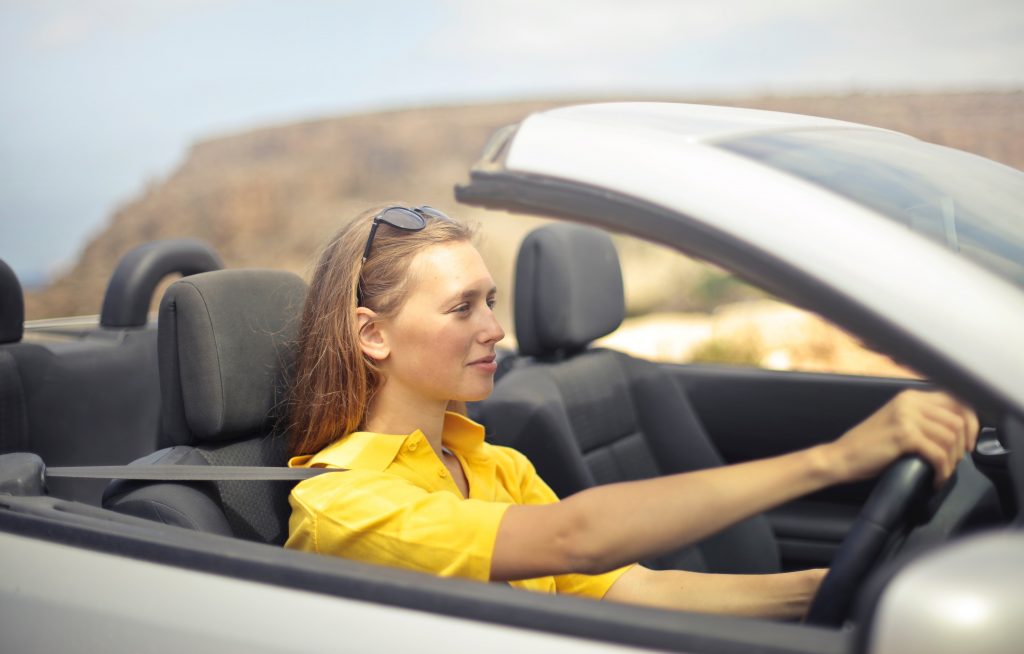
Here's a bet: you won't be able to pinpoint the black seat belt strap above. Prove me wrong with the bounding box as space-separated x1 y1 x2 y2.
45 465 344 481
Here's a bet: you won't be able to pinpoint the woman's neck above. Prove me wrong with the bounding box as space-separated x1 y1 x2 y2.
365 384 449 456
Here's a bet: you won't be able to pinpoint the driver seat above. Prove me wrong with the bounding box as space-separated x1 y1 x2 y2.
477 224 781 573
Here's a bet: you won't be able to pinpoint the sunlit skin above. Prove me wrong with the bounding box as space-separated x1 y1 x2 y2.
357 242 504 492
353 239 979 618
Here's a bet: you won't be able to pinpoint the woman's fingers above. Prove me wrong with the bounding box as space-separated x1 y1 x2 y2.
893 405 952 484
919 404 965 464
962 404 981 452
830 389 979 486
898 391 978 486
917 419 960 484
926 392 980 453
919 436 956 487
923 392 980 455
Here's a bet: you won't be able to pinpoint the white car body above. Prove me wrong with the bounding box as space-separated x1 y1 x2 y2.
492 103 1024 414
3 101 1022 653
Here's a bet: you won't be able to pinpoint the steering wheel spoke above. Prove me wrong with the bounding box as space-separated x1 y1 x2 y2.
804 456 934 627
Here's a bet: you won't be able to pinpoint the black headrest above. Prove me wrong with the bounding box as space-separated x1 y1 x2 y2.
158 269 308 447
514 224 625 357
0 259 24 344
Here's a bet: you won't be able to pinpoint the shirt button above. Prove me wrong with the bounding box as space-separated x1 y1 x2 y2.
438 468 448 478
407 442 418 452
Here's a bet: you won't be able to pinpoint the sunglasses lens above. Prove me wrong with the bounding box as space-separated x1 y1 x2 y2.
416 206 451 222
378 207 427 231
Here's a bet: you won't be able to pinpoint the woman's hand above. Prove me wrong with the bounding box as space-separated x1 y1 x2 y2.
824 390 979 487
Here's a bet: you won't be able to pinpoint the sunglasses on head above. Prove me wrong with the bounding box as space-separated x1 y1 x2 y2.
361 205 450 263
357 205 451 306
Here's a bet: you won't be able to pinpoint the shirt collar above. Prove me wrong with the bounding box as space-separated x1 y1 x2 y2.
441 411 487 457
289 411 487 471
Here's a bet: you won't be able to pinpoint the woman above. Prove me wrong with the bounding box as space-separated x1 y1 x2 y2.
284 205 978 619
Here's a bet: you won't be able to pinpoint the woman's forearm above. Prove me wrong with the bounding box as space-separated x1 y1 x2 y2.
557 445 837 574
604 565 827 619
494 444 837 579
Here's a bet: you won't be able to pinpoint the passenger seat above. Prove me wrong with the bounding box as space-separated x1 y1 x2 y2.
104 269 307 543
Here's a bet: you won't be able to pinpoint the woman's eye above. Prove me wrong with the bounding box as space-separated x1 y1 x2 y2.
452 303 471 314
486 297 497 309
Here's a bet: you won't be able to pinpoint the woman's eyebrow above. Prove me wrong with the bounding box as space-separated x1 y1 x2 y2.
441 286 497 306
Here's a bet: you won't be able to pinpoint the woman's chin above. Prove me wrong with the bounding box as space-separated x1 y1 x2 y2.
456 382 495 404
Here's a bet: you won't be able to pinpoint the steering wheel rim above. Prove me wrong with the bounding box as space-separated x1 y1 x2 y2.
803 456 934 627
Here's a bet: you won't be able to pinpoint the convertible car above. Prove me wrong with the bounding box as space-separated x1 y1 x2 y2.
1 103 1022 653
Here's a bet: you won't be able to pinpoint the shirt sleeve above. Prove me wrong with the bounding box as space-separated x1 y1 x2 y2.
286 469 510 582
502 447 637 599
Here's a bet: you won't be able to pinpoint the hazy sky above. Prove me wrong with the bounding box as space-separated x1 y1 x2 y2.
1 0 1022 284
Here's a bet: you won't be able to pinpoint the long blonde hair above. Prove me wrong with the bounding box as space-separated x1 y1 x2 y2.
287 205 472 456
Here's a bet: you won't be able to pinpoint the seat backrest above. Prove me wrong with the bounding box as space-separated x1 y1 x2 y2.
0 258 29 455
1 242 224 505
477 224 780 574
104 269 308 544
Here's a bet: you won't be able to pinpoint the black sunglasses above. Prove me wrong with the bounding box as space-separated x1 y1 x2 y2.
357 205 451 305
361 205 450 263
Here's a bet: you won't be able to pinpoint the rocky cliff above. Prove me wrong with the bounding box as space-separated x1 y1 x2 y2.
25 91 1024 334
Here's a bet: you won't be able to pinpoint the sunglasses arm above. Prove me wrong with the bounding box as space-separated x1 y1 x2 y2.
362 219 382 263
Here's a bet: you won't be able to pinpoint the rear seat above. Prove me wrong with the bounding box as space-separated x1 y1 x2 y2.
0 259 32 456
0 240 222 504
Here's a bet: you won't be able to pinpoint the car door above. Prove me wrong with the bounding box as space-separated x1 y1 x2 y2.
664 363 923 569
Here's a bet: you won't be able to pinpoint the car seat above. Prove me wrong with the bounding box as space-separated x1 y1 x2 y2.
476 224 781 574
0 258 32 455
0 242 222 504
103 269 308 544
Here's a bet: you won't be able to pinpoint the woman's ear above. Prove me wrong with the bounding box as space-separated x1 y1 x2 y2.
356 308 389 361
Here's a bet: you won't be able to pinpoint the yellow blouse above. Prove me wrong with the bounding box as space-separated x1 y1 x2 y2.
286 411 631 598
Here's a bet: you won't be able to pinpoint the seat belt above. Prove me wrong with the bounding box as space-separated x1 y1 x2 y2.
45 465 343 481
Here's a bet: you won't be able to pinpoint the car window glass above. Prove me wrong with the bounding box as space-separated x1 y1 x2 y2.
718 129 1024 290
476 216 918 379
598 233 920 378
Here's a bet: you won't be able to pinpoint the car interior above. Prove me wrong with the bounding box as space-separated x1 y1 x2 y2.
0 220 1014 651
0 240 222 504
476 223 781 575
103 267 309 544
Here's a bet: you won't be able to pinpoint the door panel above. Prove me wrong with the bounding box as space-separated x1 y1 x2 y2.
663 363 926 569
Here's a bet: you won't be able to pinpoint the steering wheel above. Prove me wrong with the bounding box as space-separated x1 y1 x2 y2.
803 456 934 627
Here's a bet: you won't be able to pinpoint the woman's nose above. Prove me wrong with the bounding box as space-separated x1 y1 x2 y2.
480 310 505 344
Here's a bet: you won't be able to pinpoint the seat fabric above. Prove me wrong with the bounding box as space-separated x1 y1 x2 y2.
0 259 29 455
104 269 307 545
0 258 24 345
478 224 780 574
2 254 181 504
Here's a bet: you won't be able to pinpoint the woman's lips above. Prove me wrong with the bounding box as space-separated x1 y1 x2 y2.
468 354 497 373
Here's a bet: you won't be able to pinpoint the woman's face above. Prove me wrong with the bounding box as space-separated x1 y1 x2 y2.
376 241 505 404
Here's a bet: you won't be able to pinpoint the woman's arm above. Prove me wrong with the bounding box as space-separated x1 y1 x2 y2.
491 390 978 584
493 437 837 579
603 566 827 619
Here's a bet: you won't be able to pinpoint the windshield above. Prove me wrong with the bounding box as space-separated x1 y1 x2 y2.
719 129 1024 290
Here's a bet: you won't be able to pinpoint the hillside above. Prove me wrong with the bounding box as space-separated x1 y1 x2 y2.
25 91 1024 336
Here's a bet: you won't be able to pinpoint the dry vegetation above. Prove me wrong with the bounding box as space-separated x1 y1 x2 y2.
24 91 1022 377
